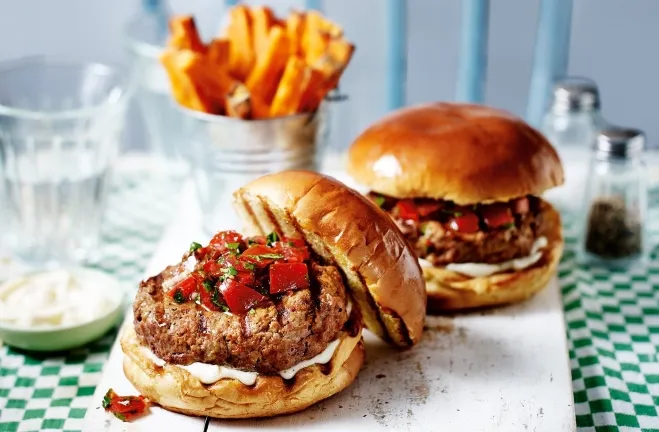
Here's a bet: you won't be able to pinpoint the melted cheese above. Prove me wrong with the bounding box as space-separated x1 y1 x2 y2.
139 333 348 386
444 236 548 278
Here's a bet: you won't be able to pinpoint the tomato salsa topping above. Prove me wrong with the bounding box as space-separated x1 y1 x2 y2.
370 193 533 234
102 388 149 422
168 231 312 314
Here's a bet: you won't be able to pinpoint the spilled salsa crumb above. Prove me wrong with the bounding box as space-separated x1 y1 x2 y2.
102 388 149 422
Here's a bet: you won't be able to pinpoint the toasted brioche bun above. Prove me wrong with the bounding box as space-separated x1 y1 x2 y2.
347 102 564 205
121 322 364 419
424 200 563 311
233 170 426 347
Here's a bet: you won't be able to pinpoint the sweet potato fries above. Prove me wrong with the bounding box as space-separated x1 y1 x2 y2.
160 7 355 119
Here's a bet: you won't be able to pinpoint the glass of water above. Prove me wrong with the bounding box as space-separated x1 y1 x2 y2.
0 56 129 267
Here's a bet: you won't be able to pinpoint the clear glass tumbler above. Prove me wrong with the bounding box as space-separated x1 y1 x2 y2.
0 57 129 267
179 105 329 234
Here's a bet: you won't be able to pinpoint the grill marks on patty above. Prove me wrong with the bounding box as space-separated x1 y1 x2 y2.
133 262 348 375
371 194 548 266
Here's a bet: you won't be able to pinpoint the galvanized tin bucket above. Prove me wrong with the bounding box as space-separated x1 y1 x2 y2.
178 104 330 233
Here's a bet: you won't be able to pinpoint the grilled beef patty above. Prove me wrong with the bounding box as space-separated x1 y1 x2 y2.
133 261 348 374
369 193 548 266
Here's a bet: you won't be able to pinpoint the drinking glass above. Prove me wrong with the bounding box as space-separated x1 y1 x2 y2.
179 105 329 234
0 56 129 267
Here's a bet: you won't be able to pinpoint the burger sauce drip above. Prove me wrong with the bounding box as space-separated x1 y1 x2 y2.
168 231 312 315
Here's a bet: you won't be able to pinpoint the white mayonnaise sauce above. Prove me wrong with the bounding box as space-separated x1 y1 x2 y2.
181 363 258 386
0 270 116 328
444 236 548 278
139 347 166 367
278 339 341 379
140 333 346 386
161 256 196 291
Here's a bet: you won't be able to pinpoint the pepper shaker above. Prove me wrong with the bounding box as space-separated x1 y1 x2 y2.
578 126 648 267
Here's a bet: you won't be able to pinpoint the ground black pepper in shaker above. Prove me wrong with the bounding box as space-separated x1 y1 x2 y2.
579 126 647 266
584 195 642 258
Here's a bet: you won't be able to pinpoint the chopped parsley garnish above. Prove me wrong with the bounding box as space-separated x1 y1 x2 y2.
249 308 256 315
454 212 463 217
256 253 284 260
373 195 385 207
248 239 257 245
202 280 214 292
243 262 255 271
219 265 238 281
210 289 229 311
502 222 516 230
227 242 240 252
189 242 202 252
102 391 112 409
266 232 279 246
173 290 185 304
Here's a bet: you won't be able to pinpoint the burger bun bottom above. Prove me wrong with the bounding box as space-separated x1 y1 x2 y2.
120 324 364 419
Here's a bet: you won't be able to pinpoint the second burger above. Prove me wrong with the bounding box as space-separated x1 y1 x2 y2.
347 102 565 312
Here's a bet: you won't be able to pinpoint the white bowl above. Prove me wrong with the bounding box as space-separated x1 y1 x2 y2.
0 268 127 352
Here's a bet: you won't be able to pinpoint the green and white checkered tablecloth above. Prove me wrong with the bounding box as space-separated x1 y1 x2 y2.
1 173 658 432
0 170 182 432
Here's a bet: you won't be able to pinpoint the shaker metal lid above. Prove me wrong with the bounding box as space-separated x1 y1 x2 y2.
595 126 645 159
550 76 601 113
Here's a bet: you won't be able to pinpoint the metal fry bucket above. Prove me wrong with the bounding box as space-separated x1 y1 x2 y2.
178 104 329 233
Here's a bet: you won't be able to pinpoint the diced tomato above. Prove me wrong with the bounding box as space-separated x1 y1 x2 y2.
168 275 198 302
284 238 306 248
220 279 268 314
203 260 221 276
102 388 149 422
246 236 267 246
235 272 255 286
222 255 254 273
269 262 310 294
198 281 225 312
240 244 283 268
481 203 514 228
448 212 480 233
271 241 310 262
208 230 244 254
416 202 442 217
396 199 418 222
194 246 209 261
513 197 529 215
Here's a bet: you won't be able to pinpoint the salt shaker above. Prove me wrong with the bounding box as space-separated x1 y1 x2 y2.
541 77 607 213
578 126 648 267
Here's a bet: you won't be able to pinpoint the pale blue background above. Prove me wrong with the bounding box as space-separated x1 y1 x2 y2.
0 0 657 151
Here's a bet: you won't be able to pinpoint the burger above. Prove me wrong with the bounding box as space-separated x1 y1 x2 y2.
120 170 426 419
347 102 564 312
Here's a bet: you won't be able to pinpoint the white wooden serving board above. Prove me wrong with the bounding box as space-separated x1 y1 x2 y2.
83 169 576 432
